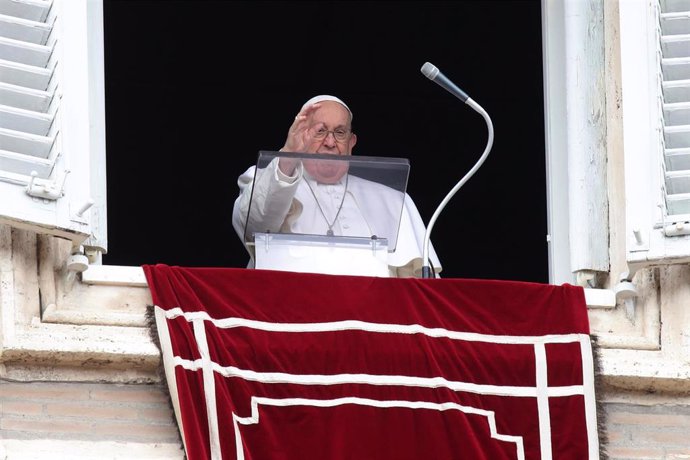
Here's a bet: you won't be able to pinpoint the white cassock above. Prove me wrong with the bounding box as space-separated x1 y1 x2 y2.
232 159 442 278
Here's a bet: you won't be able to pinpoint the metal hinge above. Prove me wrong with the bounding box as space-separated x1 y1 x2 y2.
663 220 690 237
26 170 69 201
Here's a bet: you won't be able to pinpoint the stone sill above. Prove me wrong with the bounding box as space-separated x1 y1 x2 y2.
3 319 159 366
42 303 147 327
599 348 690 393
82 265 617 308
81 264 149 287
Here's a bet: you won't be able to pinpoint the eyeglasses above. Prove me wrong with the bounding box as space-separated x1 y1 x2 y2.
311 127 351 142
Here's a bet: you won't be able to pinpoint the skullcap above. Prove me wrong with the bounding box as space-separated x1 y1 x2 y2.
301 95 352 121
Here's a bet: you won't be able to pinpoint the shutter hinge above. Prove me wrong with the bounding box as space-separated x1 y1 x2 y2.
26 170 69 201
663 220 690 237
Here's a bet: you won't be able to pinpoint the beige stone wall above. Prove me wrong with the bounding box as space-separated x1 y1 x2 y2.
0 380 183 459
602 390 690 460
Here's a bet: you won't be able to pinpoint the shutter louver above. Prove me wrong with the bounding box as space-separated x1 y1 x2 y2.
0 0 57 183
660 0 690 218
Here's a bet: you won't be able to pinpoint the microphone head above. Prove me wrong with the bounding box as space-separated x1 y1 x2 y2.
420 62 439 80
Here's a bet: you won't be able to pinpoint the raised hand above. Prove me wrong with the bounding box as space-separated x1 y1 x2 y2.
278 102 321 175
280 102 321 153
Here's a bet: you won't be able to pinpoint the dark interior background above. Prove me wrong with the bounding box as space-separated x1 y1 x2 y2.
101 0 547 282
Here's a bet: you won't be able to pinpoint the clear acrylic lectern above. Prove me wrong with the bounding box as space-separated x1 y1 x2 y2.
241 151 410 277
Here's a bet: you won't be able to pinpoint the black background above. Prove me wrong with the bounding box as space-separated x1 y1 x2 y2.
101 0 547 282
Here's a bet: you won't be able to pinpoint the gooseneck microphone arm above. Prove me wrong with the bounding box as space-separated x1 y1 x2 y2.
419 62 494 279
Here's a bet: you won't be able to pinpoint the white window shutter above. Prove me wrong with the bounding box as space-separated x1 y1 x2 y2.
620 0 690 269
0 0 106 251
660 0 690 219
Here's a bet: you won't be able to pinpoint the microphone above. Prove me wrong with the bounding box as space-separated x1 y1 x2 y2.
419 62 495 279
420 62 469 103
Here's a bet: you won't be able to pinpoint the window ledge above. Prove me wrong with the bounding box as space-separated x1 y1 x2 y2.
1 318 160 382
583 288 616 308
84 265 618 310
81 264 148 287
41 303 147 327
599 348 690 393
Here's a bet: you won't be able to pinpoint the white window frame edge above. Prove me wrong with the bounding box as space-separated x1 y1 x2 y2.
542 0 573 287
542 0 612 289
58 0 108 252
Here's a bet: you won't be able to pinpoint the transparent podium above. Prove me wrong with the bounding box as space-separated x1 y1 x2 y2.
241 151 410 277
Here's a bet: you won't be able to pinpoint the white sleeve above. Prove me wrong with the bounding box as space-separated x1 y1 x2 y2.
231 159 303 244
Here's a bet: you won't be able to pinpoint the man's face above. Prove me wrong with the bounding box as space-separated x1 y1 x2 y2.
303 101 357 183
304 101 357 155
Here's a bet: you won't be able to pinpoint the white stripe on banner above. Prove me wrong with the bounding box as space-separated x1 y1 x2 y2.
214 362 584 398
580 338 601 459
535 342 553 460
233 396 527 460
172 355 586 398
192 319 222 460
161 306 589 345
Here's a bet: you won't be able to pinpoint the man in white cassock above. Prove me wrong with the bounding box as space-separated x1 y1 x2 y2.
232 95 442 278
